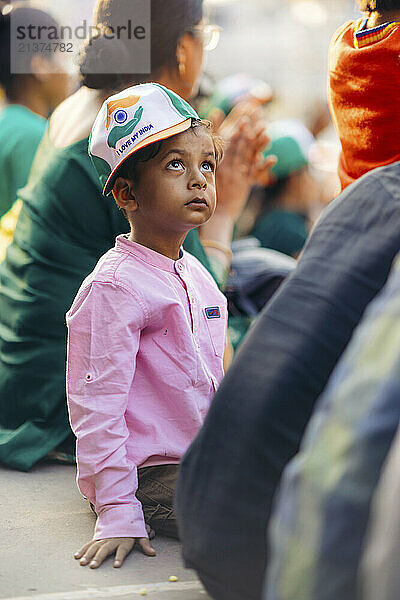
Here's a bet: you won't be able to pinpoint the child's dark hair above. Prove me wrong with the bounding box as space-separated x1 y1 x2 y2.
116 120 223 218
358 0 400 10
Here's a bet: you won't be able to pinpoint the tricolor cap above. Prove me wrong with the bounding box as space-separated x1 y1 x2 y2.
89 83 200 196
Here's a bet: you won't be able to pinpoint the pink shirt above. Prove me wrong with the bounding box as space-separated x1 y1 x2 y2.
66 235 227 540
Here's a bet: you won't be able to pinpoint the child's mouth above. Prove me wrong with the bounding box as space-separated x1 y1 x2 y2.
185 197 208 207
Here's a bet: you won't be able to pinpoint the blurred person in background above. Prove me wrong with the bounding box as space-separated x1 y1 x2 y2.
0 3 69 231
0 0 270 472
201 81 322 258
361 421 400 600
329 0 400 190
239 120 317 258
200 72 273 124
265 250 400 600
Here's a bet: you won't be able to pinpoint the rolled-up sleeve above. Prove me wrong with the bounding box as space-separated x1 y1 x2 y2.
66 281 148 540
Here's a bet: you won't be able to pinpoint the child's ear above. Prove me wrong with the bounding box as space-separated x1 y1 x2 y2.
112 177 138 211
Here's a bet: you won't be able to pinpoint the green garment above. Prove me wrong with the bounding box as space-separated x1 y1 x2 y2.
251 209 308 257
0 131 220 472
0 105 46 218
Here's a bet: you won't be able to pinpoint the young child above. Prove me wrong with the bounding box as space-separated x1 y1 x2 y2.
328 1 400 191
66 83 227 569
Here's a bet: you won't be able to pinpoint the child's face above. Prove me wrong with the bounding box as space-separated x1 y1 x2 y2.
122 127 217 235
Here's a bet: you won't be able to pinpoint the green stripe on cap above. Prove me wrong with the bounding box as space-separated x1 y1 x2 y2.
90 154 112 189
154 83 199 120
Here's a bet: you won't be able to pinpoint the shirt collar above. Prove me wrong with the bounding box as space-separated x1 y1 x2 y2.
353 17 399 49
116 234 187 273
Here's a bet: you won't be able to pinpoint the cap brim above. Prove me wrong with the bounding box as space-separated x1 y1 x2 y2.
103 118 193 196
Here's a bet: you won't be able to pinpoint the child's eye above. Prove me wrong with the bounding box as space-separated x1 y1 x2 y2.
201 161 215 172
167 159 184 171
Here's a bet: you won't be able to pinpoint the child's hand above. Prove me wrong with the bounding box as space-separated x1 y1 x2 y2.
74 536 156 569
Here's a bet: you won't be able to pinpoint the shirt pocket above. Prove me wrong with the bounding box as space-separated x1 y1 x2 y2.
203 306 226 358
151 328 198 386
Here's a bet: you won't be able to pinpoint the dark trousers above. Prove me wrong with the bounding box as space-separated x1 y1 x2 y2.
136 464 179 539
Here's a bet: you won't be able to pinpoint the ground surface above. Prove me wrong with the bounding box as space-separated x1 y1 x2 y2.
0 463 209 600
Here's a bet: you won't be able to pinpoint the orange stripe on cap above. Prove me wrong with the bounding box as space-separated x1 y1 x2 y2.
106 95 141 129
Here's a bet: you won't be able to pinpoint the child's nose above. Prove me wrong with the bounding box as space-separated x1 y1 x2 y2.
189 168 207 189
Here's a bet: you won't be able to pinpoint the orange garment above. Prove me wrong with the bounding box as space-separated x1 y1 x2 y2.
328 18 400 191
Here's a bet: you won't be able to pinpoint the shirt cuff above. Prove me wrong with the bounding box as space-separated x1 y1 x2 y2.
93 503 148 540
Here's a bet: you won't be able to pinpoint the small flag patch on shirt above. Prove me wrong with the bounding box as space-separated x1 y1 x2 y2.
205 306 221 319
